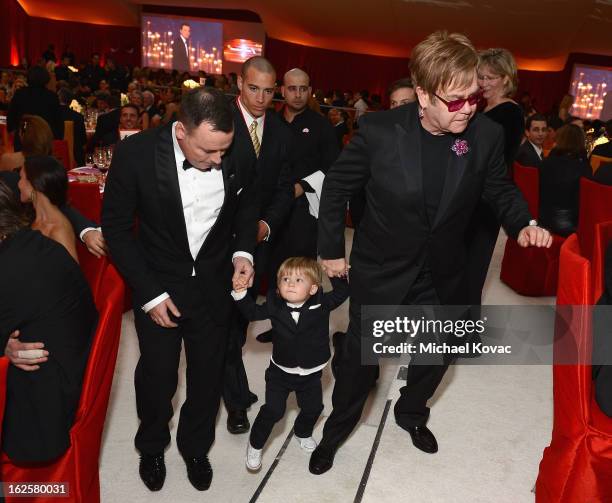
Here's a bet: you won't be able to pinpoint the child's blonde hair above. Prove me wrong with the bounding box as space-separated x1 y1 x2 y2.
276 257 323 286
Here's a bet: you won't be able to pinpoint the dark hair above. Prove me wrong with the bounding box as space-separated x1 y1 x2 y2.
241 56 276 80
178 87 233 133
19 115 53 157
57 87 74 105
27 66 50 87
359 89 370 99
180 23 191 30
526 113 547 130
120 104 139 115
0 180 29 240
550 124 586 159
24 155 68 207
387 77 414 96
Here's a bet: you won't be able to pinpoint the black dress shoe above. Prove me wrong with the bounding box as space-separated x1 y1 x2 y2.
183 455 213 491
309 445 336 475
406 425 438 453
256 329 273 343
227 409 250 434
139 453 166 491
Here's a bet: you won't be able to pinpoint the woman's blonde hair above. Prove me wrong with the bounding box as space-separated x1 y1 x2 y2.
478 48 518 97
410 31 478 98
277 257 323 287
19 114 53 157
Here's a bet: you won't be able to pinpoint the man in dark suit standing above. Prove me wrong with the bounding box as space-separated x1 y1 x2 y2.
173 23 191 73
222 56 294 435
102 87 257 492
516 113 548 167
328 108 349 149
309 31 552 475
58 87 86 167
277 68 340 262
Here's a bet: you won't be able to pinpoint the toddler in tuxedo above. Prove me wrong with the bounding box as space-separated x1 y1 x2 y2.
231 257 349 471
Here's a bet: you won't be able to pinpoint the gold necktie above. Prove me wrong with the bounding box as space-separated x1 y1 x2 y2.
249 120 261 157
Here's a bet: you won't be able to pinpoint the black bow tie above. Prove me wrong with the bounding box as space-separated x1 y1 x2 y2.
182 159 193 171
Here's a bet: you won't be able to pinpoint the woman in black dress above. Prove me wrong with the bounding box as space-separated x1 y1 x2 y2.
0 180 97 463
539 124 591 236
466 48 525 304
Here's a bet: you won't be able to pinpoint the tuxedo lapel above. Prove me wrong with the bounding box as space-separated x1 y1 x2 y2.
155 123 190 255
396 107 427 223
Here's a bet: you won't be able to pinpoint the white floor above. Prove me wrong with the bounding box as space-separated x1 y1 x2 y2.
100 230 555 502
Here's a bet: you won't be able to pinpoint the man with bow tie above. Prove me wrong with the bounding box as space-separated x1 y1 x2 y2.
102 87 257 492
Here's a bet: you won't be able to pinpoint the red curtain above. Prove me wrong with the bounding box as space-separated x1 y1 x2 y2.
0 0 140 69
265 36 410 99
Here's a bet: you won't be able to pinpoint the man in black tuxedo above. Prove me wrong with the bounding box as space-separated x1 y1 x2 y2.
173 23 191 72
516 113 547 167
102 87 257 492
309 31 552 475
223 56 294 434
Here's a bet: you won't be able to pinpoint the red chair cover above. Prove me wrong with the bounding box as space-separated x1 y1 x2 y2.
67 183 102 225
52 140 71 170
1 263 125 503
592 221 612 303
76 245 107 299
536 234 612 502
512 162 539 219
499 163 564 296
577 178 612 262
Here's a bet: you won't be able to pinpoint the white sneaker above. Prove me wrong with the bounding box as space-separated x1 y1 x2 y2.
295 436 318 452
245 443 262 471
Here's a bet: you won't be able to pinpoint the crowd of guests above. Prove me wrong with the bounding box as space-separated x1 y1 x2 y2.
0 34 610 496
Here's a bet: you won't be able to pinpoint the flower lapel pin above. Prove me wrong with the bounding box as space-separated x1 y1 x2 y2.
451 139 469 156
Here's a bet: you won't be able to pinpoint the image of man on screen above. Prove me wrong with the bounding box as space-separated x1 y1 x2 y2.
174 23 191 72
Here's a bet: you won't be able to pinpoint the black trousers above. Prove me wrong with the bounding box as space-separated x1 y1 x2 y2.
250 363 323 449
321 269 447 449
222 242 272 412
133 278 228 457
465 200 500 306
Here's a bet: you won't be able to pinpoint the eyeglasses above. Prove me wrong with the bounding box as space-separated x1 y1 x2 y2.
433 91 482 112
477 75 501 82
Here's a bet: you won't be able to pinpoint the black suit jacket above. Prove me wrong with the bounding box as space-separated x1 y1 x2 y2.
235 277 349 368
60 105 86 166
7 85 63 149
318 103 531 305
93 108 120 147
515 141 542 168
229 101 294 237
101 122 258 323
0 171 95 236
334 122 349 149
173 36 190 72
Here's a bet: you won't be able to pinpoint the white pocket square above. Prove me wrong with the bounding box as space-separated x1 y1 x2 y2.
237 187 243 195
309 304 321 310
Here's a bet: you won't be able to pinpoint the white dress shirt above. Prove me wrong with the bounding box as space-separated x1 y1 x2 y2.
237 97 265 145
142 122 253 313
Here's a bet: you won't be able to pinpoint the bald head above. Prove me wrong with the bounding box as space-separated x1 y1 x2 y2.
283 68 310 87
282 68 311 114
241 56 276 80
